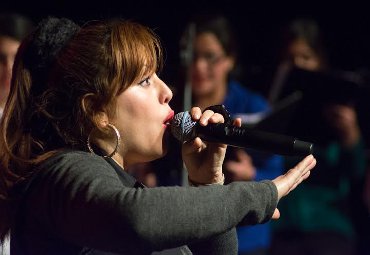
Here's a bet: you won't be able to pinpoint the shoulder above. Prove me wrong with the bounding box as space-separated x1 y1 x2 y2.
233 81 266 99
35 150 118 184
42 150 109 169
228 80 265 99
227 80 269 112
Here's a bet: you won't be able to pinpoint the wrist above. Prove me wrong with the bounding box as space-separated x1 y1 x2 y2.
188 173 225 186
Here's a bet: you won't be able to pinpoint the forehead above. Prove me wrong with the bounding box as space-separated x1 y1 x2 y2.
289 39 315 55
194 32 224 53
0 36 20 54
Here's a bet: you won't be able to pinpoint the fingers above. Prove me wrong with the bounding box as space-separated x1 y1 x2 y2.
190 107 225 125
274 154 316 200
285 155 316 189
199 111 224 125
290 154 316 178
233 117 242 127
287 170 311 194
273 156 316 220
182 137 205 154
235 148 251 161
190 107 241 127
190 107 202 120
190 137 205 152
271 208 280 220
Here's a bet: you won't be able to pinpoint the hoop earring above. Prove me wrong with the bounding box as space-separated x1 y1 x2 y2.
87 123 121 158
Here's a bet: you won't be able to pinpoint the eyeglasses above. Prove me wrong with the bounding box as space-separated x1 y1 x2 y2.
192 52 226 66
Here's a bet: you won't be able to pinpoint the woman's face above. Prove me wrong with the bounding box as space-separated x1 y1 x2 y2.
287 38 322 71
191 32 234 97
113 73 173 167
0 36 20 106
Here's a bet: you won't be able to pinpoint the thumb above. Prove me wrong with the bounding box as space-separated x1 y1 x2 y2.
271 208 280 220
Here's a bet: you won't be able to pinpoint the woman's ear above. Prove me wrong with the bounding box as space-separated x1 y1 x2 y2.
225 56 235 72
94 112 109 129
81 93 108 128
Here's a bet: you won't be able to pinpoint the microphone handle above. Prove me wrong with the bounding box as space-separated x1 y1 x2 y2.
196 124 313 156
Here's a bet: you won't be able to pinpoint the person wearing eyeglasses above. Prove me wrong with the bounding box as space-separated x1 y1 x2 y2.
268 18 367 255
183 14 284 255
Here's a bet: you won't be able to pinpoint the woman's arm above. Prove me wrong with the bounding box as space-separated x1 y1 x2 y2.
26 152 279 253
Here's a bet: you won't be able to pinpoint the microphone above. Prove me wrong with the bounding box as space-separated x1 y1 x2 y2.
170 111 313 156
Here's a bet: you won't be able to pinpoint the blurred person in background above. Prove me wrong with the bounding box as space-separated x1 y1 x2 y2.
0 13 34 118
183 14 284 255
0 12 33 254
268 18 368 255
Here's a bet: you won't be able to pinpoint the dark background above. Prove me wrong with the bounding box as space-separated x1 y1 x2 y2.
4 0 370 95
4 0 370 143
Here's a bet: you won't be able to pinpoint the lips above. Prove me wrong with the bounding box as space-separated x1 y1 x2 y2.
163 110 175 127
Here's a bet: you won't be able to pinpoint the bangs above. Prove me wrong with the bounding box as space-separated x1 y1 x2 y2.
111 20 163 92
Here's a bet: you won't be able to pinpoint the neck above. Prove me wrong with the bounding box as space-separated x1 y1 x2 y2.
111 154 124 170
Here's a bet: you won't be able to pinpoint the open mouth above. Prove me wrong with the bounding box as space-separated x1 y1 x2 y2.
163 110 175 127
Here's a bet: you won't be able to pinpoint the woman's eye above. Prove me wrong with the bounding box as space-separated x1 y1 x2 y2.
138 76 151 86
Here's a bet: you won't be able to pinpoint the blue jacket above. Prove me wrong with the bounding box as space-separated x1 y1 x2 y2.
223 80 283 253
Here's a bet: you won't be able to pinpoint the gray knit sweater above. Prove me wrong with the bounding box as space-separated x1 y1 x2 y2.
10 151 278 254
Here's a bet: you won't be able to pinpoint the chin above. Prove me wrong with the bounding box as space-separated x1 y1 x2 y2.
145 142 168 162
193 86 212 97
149 150 167 162
162 147 169 157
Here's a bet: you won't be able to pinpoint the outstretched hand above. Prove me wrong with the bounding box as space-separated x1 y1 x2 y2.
271 154 316 219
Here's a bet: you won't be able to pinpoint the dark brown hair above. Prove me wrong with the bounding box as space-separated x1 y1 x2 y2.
0 17 163 239
280 18 329 70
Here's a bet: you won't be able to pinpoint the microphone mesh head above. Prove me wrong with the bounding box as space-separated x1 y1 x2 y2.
170 111 197 142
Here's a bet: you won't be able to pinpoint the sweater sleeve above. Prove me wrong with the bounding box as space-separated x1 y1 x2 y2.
26 151 278 254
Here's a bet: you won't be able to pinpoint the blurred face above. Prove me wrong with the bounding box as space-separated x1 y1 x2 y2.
287 38 322 71
0 36 20 107
112 73 173 166
191 32 234 97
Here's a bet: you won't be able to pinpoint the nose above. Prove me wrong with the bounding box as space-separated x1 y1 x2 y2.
193 57 208 71
158 77 173 104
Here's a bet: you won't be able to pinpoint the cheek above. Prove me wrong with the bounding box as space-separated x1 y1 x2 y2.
213 64 229 80
191 64 209 79
117 96 156 139
123 118 165 163
117 89 151 119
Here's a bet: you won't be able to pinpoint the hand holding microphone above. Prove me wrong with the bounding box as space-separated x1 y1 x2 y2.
170 109 314 156
178 107 230 185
